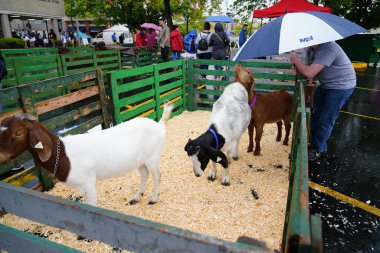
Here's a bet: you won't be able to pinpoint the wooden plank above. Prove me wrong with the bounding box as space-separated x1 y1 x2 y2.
118 89 155 107
111 65 154 80
120 101 156 122
117 77 154 94
96 69 113 129
42 101 102 131
310 215 323 253
158 80 182 94
35 86 99 115
0 182 271 253
30 70 96 93
61 116 103 136
0 224 80 253
3 166 38 187
187 59 195 111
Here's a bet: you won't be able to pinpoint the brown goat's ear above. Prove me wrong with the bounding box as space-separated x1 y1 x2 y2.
27 124 53 162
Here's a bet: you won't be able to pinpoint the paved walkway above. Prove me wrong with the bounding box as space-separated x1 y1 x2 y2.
309 67 380 252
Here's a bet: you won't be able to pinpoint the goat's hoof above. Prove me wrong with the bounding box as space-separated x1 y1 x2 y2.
207 176 216 182
233 156 239 161
129 199 139 205
247 147 253 152
148 200 157 205
276 137 281 142
253 151 260 156
221 181 230 186
77 235 92 242
283 141 289 146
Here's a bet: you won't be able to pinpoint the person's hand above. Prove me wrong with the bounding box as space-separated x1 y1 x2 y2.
291 65 297 75
289 51 299 64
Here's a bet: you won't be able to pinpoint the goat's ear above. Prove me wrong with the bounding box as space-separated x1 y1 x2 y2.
184 138 193 151
207 147 228 168
27 123 53 162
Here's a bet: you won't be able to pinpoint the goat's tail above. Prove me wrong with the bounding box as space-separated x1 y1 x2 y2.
159 102 173 125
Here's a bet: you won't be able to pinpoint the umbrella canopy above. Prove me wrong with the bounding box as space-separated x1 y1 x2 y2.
104 24 129 32
253 0 331 18
233 11 366 61
74 31 92 39
204 15 234 23
141 23 160 30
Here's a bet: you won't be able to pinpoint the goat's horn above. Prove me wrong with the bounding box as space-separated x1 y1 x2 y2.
15 113 37 121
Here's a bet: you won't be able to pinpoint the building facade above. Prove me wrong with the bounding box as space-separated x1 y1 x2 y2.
0 0 64 38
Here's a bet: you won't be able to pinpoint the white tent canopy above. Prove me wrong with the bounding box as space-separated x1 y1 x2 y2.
104 24 130 32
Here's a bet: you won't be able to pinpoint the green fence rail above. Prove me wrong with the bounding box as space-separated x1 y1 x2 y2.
282 80 322 253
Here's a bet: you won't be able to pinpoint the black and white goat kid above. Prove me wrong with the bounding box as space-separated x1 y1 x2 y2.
185 65 253 185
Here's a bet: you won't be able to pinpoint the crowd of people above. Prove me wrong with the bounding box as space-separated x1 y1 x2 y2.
11 29 78 48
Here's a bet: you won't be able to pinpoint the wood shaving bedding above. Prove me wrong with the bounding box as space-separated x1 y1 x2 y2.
1 110 291 252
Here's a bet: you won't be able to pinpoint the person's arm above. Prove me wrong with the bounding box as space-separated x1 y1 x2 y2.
289 51 324 79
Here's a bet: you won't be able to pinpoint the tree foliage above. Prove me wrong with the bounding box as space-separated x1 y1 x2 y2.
315 0 380 30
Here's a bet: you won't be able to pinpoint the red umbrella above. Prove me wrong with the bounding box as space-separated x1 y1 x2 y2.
141 23 160 31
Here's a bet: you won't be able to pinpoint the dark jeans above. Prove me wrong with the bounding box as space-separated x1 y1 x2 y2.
161 46 170 62
197 52 212 78
172 51 181 60
310 86 354 153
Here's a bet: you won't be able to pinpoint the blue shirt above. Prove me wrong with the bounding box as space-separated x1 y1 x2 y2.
239 29 246 47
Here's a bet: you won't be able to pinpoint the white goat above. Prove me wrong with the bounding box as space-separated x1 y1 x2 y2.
185 65 253 185
0 104 173 206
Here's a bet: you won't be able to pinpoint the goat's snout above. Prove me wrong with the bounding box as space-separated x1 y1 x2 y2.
0 153 11 164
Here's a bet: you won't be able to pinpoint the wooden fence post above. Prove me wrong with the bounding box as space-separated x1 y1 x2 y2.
181 59 187 110
153 64 161 121
187 58 194 111
96 69 113 129
19 85 54 191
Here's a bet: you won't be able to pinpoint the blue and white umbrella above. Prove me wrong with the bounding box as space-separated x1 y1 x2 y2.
233 11 366 61
204 15 234 23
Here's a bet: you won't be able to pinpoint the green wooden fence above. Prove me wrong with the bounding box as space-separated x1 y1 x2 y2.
282 80 322 253
109 59 186 124
187 59 295 110
0 69 112 190
0 48 121 88
0 60 321 252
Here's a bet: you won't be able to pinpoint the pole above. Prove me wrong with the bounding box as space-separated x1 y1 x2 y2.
76 16 81 46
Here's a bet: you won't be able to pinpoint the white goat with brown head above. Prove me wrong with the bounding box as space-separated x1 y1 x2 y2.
0 104 173 206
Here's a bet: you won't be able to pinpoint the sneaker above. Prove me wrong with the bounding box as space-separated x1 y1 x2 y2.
308 148 323 161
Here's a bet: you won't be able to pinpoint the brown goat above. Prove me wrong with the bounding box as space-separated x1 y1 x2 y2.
247 88 292 156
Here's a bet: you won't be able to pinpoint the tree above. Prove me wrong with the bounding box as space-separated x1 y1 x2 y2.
230 0 277 23
314 0 380 30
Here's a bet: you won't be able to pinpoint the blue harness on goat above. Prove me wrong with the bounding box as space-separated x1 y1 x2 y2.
209 128 219 149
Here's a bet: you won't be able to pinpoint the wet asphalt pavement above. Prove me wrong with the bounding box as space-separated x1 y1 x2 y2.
309 67 380 253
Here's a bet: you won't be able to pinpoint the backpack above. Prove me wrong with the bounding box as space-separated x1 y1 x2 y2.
190 37 195 52
0 56 8 81
197 33 209 51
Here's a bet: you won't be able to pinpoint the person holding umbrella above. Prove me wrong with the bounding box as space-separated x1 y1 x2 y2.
290 42 356 161
209 22 230 80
